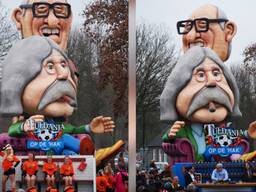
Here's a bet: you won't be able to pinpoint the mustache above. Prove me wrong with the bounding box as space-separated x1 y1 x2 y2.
186 86 232 118
38 80 77 111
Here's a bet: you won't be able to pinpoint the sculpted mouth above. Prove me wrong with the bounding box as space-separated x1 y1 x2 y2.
41 28 60 37
189 42 204 48
208 102 221 113
57 95 77 107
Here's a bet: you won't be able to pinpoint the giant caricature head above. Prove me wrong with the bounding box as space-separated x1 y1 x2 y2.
177 4 237 61
12 0 72 50
160 46 241 123
0 36 77 117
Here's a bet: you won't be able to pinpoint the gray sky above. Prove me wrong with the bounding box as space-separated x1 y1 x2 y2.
137 0 256 64
1 0 89 28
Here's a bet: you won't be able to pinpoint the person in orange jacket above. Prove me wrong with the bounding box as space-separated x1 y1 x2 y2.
22 153 39 189
43 156 58 188
26 186 38 192
0 144 20 192
96 169 109 192
45 186 59 192
104 165 115 192
60 156 74 188
64 185 75 192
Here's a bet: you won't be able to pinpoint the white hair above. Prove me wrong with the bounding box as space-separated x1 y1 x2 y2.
20 0 29 4
215 5 232 58
216 6 228 30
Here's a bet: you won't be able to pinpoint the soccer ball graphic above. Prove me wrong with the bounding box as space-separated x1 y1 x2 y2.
215 135 232 147
37 129 54 141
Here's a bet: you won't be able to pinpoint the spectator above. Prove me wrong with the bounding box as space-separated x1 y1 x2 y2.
60 156 74 188
184 166 197 192
170 176 184 192
194 173 202 184
136 170 148 189
163 181 172 192
116 164 128 192
160 163 171 181
118 152 125 168
163 177 184 192
148 168 161 192
0 144 20 192
184 166 196 186
43 156 58 188
23 153 38 189
96 169 109 192
244 162 256 182
211 163 229 183
26 187 37 192
149 160 157 170
107 162 115 175
104 165 115 192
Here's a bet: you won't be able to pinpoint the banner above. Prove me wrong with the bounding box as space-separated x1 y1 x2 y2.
204 123 247 161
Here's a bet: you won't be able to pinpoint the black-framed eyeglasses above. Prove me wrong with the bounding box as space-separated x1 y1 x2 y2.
177 18 228 35
20 2 71 19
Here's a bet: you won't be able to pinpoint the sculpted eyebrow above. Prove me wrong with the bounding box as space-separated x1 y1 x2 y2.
211 66 221 71
60 59 67 63
194 67 204 73
45 59 54 63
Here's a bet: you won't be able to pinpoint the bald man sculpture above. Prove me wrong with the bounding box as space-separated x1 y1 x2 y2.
177 4 237 61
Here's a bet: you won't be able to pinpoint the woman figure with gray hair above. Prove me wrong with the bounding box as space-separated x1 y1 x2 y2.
0 144 20 192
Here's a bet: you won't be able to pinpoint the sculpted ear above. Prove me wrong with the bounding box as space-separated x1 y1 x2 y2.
224 21 237 43
12 8 23 30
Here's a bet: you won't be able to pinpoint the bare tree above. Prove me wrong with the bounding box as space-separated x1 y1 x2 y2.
136 23 180 149
83 0 128 120
231 63 256 149
67 28 115 146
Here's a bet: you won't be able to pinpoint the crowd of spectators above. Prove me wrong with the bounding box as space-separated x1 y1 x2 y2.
136 160 256 192
96 152 129 192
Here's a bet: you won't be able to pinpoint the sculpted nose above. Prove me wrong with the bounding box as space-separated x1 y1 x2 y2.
44 11 59 27
56 64 68 80
186 27 200 41
206 74 217 87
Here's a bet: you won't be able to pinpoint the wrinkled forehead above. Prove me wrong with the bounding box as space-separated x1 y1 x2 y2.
189 5 218 20
193 58 222 72
24 0 68 4
48 49 67 60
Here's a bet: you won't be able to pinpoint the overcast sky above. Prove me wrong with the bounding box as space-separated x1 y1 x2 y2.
1 0 89 28
137 0 256 64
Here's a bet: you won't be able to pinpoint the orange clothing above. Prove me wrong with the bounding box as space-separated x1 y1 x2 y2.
104 175 115 189
64 186 75 192
23 160 39 176
0 152 20 172
27 187 38 192
60 163 74 176
43 162 58 176
96 176 109 192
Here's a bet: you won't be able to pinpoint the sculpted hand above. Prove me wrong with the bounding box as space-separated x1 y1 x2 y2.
23 115 44 132
248 121 256 139
90 116 115 134
168 121 185 138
